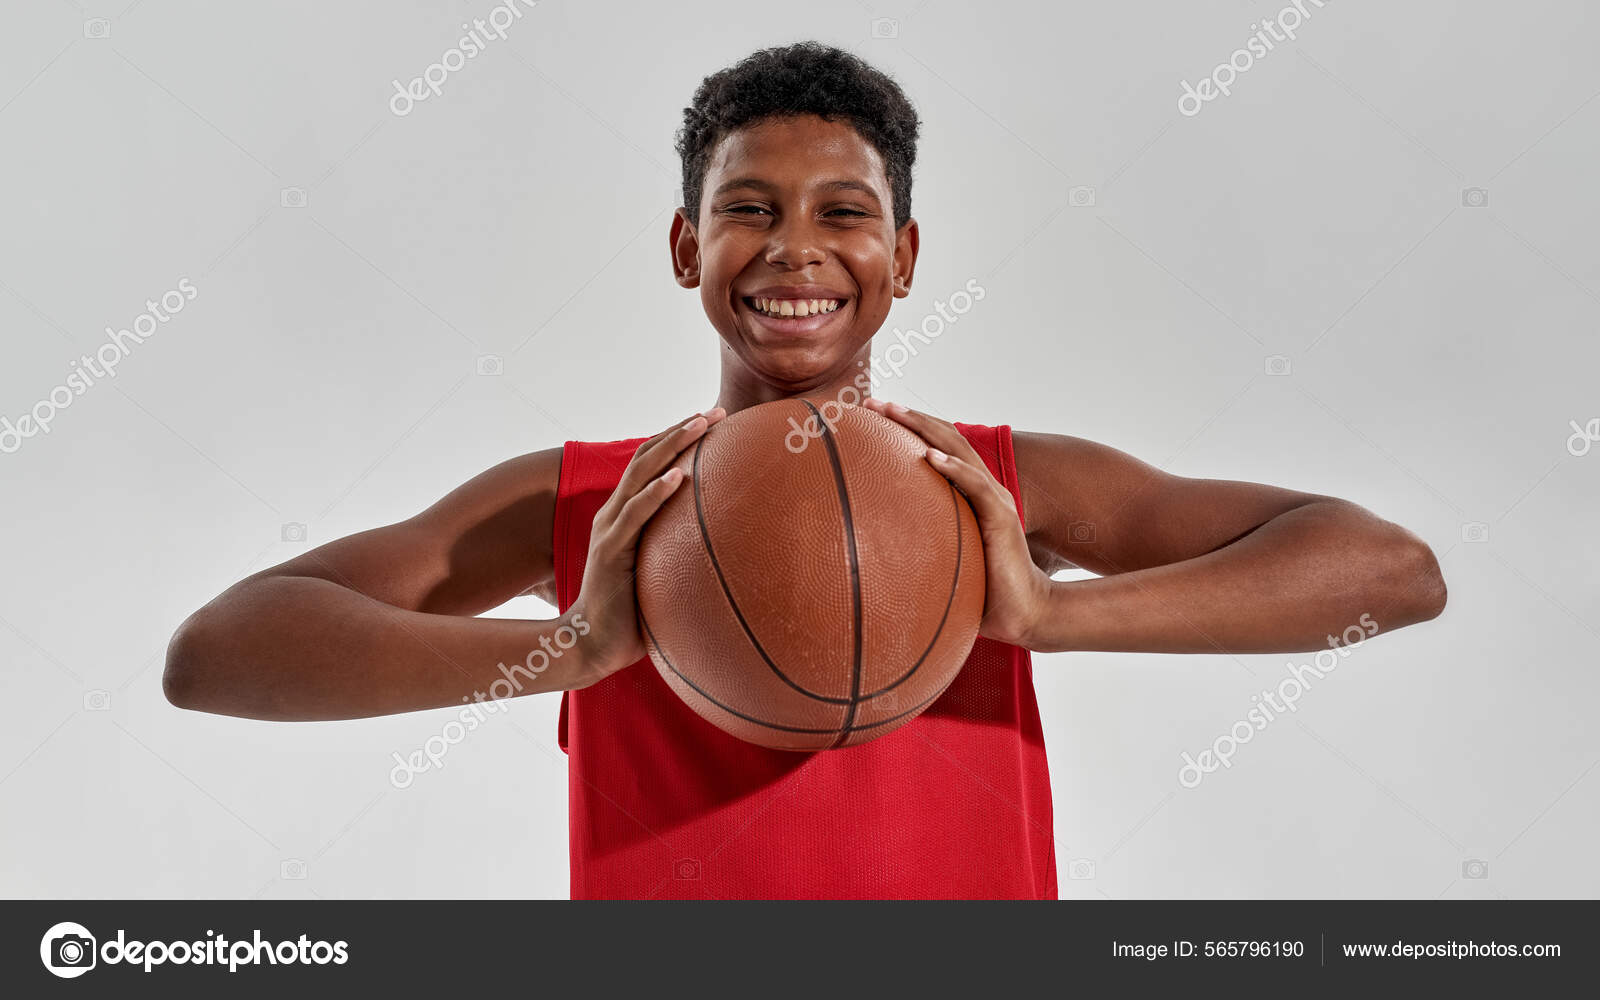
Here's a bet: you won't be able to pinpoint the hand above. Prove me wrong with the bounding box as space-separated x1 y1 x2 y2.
862 398 1052 648
569 407 726 683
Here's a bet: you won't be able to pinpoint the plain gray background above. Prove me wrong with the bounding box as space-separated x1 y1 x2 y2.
2 0 1597 899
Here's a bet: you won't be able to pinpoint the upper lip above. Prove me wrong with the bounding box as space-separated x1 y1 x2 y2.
740 284 850 302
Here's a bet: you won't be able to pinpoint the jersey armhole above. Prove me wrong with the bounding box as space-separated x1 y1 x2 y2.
554 440 579 613
554 440 578 754
997 424 1025 531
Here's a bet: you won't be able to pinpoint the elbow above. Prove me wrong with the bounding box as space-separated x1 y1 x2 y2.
1394 536 1448 625
162 609 214 711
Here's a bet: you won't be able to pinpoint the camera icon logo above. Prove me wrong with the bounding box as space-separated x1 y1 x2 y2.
673 858 702 880
1265 354 1292 376
1462 858 1489 879
281 522 308 543
1067 858 1096 880
280 187 308 209
40 921 97 978
1068 185 1097 208
281 858 308 880
869 17 899 39
1068 520 1095 544
476 354 504 376
1461 187 1489 208
83 18 111 39
1460 522 1489 544
83 689 111 712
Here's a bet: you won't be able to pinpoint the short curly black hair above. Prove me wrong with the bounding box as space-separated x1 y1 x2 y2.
675 42 921 229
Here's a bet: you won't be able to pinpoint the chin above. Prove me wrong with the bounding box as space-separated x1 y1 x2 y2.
737 341 858 394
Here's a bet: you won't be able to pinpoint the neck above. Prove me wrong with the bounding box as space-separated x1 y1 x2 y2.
714 342 876 414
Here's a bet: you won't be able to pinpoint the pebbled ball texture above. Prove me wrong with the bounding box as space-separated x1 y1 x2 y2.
636 398 985 751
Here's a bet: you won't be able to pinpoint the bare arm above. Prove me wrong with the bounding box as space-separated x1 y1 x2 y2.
858 400 1445 655
163 408 725 721
1012 431 1447 653
162 449 581 721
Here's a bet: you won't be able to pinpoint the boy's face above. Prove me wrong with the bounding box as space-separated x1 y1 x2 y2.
671 115 917 393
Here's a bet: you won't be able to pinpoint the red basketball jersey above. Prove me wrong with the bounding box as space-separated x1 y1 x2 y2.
552 421 1056 898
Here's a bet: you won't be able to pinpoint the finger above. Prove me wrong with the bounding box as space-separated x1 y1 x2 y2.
602 408 723 523
621 406 725 495
633 407 727 465
863 399 982 466
602 467 687 557
925 448 1020 533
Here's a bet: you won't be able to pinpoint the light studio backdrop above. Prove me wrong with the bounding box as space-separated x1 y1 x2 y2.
2 0 1597 898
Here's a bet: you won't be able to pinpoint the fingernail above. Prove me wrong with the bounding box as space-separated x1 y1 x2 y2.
681 416 706 432
928 448 947 462
889 402 910 415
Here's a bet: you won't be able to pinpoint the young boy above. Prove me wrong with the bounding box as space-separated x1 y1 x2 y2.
163 42 1447 899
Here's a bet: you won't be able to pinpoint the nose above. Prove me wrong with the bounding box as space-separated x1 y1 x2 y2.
764 218 826 270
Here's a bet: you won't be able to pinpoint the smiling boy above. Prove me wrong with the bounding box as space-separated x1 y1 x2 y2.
163 42 1446 899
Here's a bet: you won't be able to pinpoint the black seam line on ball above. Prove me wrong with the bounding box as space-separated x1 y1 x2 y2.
644 613 941 736
691 434 851 706
857 481 965 701
804 400 865 749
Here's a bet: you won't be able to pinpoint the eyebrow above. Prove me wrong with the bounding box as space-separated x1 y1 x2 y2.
817 179 882 201
711 177 883 203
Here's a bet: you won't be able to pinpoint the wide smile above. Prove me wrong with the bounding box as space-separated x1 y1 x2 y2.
739 295 849 336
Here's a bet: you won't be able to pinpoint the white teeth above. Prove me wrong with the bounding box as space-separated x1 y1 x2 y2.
751 297 842 317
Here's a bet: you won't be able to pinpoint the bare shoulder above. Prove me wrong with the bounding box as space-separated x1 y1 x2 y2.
1010 429 1326 576
1009 430 1165 526
257 446 567 615
413 446 565 532
1008 430 1164 571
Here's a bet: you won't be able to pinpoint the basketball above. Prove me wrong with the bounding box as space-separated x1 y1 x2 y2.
635 397 985 750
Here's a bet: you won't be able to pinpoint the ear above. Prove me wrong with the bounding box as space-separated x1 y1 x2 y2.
891 218 919 298
670 208 701 288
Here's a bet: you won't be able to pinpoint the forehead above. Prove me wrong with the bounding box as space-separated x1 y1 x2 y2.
705 115 888 191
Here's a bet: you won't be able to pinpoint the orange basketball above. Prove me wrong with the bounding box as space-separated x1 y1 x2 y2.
635 398 985 750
